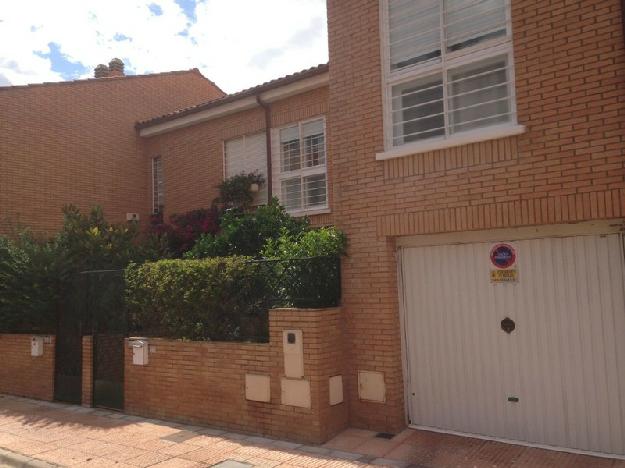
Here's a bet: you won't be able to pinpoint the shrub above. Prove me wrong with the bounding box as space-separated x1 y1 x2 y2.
186 199 308 259
0 235 58 332
261 227 346 308
125 257 272 341
262 226 347 258
55 205 145 272
217 172 265 210
147 208 220 258
0 205 148 333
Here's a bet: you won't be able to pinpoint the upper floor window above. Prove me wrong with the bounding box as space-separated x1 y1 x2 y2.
152 156 164 214
224 132 268 205
275 118 327 214
382 0 517 150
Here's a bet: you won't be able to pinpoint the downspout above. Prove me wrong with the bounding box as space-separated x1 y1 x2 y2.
622 0 625 49
256 95 273 203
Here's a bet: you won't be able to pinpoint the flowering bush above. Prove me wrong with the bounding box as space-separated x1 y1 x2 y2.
148 207 220 257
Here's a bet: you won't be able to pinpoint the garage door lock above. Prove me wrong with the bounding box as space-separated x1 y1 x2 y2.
501 317 516 334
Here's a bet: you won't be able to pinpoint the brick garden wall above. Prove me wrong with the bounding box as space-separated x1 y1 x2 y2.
325 0 625 432
124 308 348 444
0 334 55 401
0 71 223 236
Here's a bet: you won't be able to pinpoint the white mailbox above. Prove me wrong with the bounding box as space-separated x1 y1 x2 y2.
131 339 149 366
31 336 44 357
283 330 304 378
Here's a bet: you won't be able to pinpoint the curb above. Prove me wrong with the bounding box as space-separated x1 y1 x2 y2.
0 448 56 468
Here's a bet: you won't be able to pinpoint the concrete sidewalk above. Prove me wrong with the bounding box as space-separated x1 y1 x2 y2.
0 395 623 468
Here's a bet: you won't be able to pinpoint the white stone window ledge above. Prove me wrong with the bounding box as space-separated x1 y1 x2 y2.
376 124 526 161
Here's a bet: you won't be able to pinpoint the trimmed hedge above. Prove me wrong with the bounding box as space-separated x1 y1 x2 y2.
125 257 272 342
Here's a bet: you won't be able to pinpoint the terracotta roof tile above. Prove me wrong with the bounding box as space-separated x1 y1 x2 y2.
136 63 329 129
0 68 224 95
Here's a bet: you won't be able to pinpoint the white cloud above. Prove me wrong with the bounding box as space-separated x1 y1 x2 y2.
0 0 328 93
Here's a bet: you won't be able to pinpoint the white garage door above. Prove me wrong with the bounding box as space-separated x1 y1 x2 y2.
400 233 625 456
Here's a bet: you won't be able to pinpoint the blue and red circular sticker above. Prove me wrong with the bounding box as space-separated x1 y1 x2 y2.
490 243 516 269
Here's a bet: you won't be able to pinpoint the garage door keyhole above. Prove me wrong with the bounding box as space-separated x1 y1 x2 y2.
501 317 515 334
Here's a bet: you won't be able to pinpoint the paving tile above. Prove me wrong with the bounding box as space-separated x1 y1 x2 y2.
328 450 363 461
244 456 282 467
124 450 173 467
298 445 332 455
179 444 239 463
158 442 203 456
287 452 335 467
370 458 410 467
185 434 226 447
74 456 136 468
36 447 95 466
271 440 302 450
150 457 205 467
323 435 367 451
351 437 400 458
212 460 253 468
245 436 275 446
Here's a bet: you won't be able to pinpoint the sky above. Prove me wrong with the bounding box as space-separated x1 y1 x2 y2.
0 0 328 93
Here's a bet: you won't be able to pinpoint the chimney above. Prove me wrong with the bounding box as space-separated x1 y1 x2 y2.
108 58 125 77
94 64 109 78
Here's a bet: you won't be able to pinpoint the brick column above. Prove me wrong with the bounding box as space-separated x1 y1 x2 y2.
81 336 93 407
269 308 349 443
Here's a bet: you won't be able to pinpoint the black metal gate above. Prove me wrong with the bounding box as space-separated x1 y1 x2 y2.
54 296 83 404
83 270 127 410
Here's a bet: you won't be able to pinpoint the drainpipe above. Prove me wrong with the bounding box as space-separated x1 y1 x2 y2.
622 0 625 49
256 95 273 203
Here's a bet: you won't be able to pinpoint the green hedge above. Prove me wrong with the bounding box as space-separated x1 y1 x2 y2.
125 257 272 342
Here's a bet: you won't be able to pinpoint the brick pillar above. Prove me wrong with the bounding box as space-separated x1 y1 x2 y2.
269 308 349 443
81 336 93 407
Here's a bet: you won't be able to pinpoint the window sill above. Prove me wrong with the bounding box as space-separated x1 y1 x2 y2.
288 207 331 218
376 124 526 161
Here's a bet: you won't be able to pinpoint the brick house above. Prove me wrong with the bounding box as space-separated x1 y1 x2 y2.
0 59 224 234
2 0 625 458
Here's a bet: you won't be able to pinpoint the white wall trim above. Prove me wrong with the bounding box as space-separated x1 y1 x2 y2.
396 220 625 248
139 97 258 137
376 123 525 161
261 73 328 103
139 73 329 138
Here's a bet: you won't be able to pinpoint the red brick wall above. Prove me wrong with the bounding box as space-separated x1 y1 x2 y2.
326 0 625 432
141 87 332 225
124 308 348 444
0 71 223 236
0 334 55 401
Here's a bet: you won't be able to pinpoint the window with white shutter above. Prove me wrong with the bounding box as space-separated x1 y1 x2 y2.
381 0 520 153
224 132 268 205
152 156 164 214
272 117 328 215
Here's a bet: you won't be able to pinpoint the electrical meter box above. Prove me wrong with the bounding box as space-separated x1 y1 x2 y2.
31 336 44 357
282 330 304 378
131 339 149 366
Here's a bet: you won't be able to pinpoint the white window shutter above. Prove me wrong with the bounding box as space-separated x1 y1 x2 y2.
224 132 268 205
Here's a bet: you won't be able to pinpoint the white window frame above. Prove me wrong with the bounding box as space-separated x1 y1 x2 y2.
275 116 329 216
378 0 525 161
151 156 164 215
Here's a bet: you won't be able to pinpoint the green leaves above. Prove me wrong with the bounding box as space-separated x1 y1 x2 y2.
217 172 265 210
125 257 271 342
185 198 309 259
